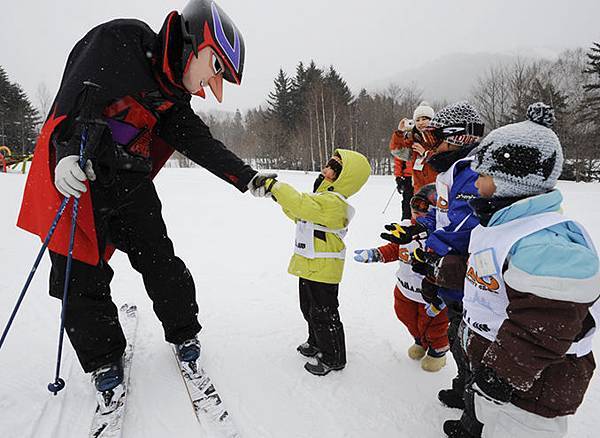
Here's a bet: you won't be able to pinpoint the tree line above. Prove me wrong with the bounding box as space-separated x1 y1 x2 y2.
0 66 40 155
2 43 600 180
210 43 600 180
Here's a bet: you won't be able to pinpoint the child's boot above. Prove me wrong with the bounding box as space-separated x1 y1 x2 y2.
421 348 447 372
407 341 426 360
297 342 319 358
304 353 345 376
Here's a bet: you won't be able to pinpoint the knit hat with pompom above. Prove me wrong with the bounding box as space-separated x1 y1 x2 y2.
471 102 563 197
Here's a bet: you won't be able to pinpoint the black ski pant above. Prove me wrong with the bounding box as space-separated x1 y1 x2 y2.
395 176 414 220
298 278 346 367
49 172 201 373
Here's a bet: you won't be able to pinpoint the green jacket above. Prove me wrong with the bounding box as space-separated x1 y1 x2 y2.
271 149 371 284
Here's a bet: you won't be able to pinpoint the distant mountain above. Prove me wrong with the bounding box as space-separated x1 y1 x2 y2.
365 50 561 103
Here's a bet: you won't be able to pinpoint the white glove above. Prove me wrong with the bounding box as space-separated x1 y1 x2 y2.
54 155 96 198
353 249 381 263
248 172 278 197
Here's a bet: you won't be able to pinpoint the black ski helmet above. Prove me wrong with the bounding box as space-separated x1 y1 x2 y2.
180 0 245 85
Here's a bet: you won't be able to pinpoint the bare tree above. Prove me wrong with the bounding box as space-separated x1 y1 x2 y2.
36 82 53 121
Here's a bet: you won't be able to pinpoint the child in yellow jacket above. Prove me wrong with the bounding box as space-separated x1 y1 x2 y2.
252 149 371 375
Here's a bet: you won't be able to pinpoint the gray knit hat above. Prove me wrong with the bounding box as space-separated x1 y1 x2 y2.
429 101 484 146
471 102 563 197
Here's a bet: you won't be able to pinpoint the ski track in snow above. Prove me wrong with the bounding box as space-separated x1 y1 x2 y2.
1 169 599 437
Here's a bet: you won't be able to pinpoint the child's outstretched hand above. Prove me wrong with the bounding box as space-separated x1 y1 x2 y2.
248 172 278 198
353 248 381 263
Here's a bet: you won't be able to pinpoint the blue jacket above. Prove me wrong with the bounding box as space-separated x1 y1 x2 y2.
418 159 480 302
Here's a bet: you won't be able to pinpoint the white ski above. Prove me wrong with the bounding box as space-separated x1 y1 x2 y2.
173 347 241 438
89 303 139 438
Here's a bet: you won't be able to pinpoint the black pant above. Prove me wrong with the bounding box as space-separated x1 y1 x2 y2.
457 322 484 437
49 172 201 372
446 300 469 395
298 278 346 367
395 176 414 220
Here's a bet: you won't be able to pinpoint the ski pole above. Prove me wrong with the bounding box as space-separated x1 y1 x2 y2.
0 197 70 352
48 81 102 395
381 186 397 214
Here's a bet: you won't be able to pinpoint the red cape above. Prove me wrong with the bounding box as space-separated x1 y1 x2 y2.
17 113 174 266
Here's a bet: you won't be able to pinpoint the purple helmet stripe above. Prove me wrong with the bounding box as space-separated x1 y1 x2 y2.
211 2 240 74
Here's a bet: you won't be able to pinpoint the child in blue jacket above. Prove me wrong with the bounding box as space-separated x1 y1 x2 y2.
381 101 485 409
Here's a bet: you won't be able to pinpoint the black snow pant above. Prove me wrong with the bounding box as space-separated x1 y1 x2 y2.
446 299 469 396
395 176 414 220
457 322 484 437
298 278 346 367
49 171 201 373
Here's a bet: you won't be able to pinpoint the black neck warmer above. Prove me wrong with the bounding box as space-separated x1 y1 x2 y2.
468 196 526 226
428 143 478 173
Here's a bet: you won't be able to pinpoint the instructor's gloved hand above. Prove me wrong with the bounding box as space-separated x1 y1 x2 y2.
248 172 278 198
411 248 442 278
353 248 381 263
470 366 513 405
380 222 426 245
54 155 96 198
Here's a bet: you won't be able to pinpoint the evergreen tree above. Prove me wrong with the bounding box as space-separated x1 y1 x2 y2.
0 65 41 154
266 69 294 130
584 42 600 120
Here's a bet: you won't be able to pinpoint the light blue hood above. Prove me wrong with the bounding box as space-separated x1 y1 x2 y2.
489 190 598 283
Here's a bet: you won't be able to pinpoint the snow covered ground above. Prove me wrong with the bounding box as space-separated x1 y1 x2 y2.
1 168 599 438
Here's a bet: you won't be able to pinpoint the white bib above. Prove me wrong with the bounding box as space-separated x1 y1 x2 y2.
395 239 427 304
293 192 355 260
463 212 600 357
435 157 473 230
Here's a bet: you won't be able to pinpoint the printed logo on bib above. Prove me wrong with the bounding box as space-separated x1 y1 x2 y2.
465 315 491 333
466 266 500 293
437 183 449 213
398 248 410 264
397 279 422 294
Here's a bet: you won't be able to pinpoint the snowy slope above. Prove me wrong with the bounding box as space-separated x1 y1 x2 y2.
1 169 599 438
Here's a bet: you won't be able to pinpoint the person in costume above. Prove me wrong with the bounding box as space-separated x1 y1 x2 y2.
17 0 271 403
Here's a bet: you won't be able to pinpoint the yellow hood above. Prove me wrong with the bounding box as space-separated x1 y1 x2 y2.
316 149 371 198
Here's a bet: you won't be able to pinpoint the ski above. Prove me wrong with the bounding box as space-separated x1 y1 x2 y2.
173 346 241 438
89 303 139 438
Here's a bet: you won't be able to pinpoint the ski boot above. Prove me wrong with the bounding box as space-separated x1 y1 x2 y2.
304 353 345 376
175 336 202 375
443 420 477 438
297 342 319 358
438 388 465 410
92 358 125 414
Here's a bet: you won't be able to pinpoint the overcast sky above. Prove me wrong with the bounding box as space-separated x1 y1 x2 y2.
1 0 599 114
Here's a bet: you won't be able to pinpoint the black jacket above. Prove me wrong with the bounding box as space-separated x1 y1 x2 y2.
51 15 255 191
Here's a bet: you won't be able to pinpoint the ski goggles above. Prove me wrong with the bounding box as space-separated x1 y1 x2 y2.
428 122 485 143
410 195 433 214
325 157 343 176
